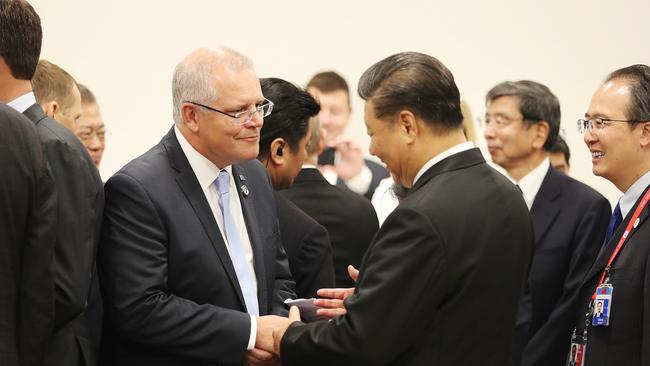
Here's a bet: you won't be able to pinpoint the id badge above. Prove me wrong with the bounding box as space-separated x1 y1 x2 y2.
567 330 587 366
592 283 613 326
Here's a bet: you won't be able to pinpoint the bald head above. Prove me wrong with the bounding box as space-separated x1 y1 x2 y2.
171 47 253 123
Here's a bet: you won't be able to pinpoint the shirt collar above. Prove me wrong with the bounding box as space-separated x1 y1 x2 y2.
7 92 36 113
174 125 232 190
512 158 550 210
413 141 475 185
619 171 650 219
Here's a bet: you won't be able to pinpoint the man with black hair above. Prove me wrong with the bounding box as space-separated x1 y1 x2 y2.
0 1 104 365
483 80 610 366
257 77 334 299
572 64 650 365
266 52 533 366
549 135 571 174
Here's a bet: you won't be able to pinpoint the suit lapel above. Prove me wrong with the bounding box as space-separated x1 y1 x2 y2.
410 148 486 192
232 165 269 314
583 184 650 284
163 128 246 308
530 167 562 245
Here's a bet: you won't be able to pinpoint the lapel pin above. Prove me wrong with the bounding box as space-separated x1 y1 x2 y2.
241 185 250 197
239 174 246 181
634 217 640 229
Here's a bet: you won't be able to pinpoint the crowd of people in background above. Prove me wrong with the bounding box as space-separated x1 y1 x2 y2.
2 1 650 366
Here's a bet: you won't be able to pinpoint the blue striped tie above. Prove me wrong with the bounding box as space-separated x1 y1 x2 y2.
215 170 259 315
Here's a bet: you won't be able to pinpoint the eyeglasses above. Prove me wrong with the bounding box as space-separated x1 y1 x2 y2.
478 114 525 129
186 98 274 125
576 117 646 134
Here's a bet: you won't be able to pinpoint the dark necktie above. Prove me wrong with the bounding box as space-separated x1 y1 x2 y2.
604 203 622 246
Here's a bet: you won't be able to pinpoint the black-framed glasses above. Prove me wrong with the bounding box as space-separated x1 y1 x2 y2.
576 117 646 134
186 98 274 125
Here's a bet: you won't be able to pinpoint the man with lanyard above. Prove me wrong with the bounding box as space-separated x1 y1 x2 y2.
570 64 650 366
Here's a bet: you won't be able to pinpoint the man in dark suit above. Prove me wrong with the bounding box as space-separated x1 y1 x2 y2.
306 71 389 199
572 64 650 365
0 2 104 365
483 80 611 366
280 117 379 288
98 47 295 366
0 104 56 366
263 52 533 365
256 77 334 299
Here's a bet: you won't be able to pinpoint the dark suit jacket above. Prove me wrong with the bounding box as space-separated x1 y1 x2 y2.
23 103 104 366
280 148 534 366
573 183 650 366
336 158 390 200
280 168 379 287
0 104 56 366
275 193 335 298
514 167 611 366
98 128 295 366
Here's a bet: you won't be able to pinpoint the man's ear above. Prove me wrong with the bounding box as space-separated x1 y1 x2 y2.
532 121 550 150
270 138 287 166
41 101 58 118
181 103 200 133
397 110 418 144
638 121 650 148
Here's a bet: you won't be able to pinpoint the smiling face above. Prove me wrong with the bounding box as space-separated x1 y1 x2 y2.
584 79 644 191
191 66 264 168
364 100 407 185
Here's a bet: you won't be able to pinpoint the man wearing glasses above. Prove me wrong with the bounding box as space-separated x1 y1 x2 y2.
482 80 611 366
572 64 650 365
98 47 295 366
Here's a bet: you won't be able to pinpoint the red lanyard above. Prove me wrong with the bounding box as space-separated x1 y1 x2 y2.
592 188 650 301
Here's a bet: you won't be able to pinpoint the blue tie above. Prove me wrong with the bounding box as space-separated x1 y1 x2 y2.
604 203 623 246
215 170 259 316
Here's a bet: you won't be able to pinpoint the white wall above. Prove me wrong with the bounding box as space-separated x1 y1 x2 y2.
31 0 649 205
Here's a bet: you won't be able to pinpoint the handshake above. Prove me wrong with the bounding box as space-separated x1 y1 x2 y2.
244 265 358 366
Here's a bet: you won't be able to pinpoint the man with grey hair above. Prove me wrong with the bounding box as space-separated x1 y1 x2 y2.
483 80 611 366
263 52 533 365
98 47 295 366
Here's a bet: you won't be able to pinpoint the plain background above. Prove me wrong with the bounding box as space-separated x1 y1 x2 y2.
30 0 649 205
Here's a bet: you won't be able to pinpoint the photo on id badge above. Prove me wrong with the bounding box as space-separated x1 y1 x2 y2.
592 284 612 326
568 343 585 366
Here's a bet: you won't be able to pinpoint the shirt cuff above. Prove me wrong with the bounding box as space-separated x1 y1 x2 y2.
344 164 372 194
247 315 257 350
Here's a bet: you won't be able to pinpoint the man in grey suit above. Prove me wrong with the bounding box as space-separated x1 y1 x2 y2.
0 1 104 365
262 52 534 366
483 80 611 366
98 47 295 366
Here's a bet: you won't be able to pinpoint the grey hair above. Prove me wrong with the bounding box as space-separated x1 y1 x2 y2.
171 47 253 124
486 80 560 151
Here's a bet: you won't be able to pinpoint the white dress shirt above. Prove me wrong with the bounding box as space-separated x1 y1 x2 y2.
7 91 36 113
511 158 550 211
413 142 475 185
174 126 258 350
619 171 650 219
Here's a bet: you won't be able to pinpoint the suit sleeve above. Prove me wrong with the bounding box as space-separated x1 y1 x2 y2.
523 195 611 365
18 151 56 366
99 172 251 365
280 207 444 365
294 223 335 298
41 135 100 330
